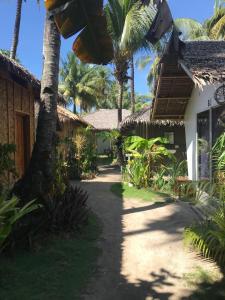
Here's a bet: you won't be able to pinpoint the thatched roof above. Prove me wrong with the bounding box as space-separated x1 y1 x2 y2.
151 39 225 121
57 105 89 127
121 105 184 129
0 53 40 90
180 41 225 86
83 109 131 130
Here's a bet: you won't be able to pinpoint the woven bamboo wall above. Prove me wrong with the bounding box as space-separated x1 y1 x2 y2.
0 74 35 180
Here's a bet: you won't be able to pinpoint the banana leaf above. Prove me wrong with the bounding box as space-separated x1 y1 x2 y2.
45 0 113 64
73 15 113 65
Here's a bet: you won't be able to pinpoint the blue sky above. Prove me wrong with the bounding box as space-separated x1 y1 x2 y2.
0 0 215 96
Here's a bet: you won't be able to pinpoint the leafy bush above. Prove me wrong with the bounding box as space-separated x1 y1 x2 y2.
124 136 172 189
45 185 89 233
0 192 39 251
184 133 225 267
124 157 148 188
184 207 225 266
0 143 17 191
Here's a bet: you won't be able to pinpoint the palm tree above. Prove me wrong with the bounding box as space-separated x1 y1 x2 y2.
10 0 40 60
105 0 156 125
14 13 61 201
59 53 110 114
205 0 225 39
130 55 135 113
10 0 23 59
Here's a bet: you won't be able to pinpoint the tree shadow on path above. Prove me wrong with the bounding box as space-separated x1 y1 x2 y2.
78 166 225 300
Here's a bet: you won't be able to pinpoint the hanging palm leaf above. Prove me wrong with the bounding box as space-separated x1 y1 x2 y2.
45 0 113 65
73 15 114 65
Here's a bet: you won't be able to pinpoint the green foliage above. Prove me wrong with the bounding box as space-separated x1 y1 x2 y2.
184 207 225 266
111 182 169 202
184 132 225 267
59 53 110 113
0 143 17 191
0 213 101 300
124 136 172 189
0 192 39 251
212 132 225 173
124 157 148 188
0 49 21 63
79 127 97 176
45 186 89 233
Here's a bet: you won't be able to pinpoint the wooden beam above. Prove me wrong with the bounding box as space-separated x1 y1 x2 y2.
154 114 184 118
157 97 189 100
161 75 190 79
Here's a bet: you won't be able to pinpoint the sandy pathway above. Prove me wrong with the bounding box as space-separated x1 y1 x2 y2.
78 166 220 300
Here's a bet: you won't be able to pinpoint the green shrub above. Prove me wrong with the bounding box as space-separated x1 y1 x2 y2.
0 143 17 191
184 132 225 267
45 185 89 233
184 207 225 266
0 192 39 252
124 136 172 189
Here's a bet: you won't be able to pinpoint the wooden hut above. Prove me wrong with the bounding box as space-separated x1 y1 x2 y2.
83 109 131 154
57 105 89 138
0 53 39 178
121 106 186 158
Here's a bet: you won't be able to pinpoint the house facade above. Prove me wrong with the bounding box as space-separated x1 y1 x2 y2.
151 39 225 181
83 109 131 154
0 53 89 182
0 53 39 178
121 105 186 159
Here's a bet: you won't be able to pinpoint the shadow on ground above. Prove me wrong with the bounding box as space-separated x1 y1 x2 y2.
78 166 225 300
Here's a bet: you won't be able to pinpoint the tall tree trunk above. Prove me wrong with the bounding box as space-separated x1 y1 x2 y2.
73 103 77 114
13 14 61 202
130 55 135 114
10 0 23 59
117 81 123 126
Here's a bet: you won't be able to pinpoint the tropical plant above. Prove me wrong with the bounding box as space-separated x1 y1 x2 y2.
184 132 225 267
174 0 225 41
105 0 156 124
45 185 89 233
0 192 39 251
184 205 225 267
10 0 40 59
59 53 110 113
205 0 225 39
124 136 171 188
124 157 148 188
10 0 23 59
0 144 17 192
13 13 61 203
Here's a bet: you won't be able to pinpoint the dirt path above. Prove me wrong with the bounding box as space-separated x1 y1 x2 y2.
79 166 220 300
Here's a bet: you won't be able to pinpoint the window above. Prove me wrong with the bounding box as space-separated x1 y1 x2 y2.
197 110 210 180
164 132 174 144
197 104 225 180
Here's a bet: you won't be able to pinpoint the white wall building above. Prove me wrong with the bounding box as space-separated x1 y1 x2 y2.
151 39 225 180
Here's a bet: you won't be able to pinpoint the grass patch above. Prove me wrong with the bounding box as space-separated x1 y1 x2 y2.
97 155 113 166
0 213 102 300
111 182 170 202
183 266 225 300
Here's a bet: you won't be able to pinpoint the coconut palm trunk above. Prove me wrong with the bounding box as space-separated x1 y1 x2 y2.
130 55 135 114
14 14 61 201
10 0 23 59
117 81 124 125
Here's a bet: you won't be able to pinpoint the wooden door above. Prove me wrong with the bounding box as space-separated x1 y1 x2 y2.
15 114 30 177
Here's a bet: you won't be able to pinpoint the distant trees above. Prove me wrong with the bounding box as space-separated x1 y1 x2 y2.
105 0 156 124
59 53 110 113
